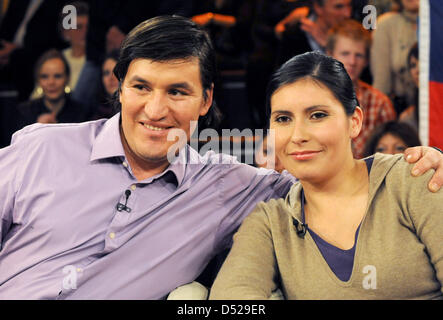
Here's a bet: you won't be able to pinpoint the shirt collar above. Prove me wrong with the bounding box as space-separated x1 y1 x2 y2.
90 112 187 187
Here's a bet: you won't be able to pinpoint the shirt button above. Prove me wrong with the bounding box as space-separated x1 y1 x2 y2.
122 162 128 167
130 184 136 191
109 232 116 239
76 268 83 273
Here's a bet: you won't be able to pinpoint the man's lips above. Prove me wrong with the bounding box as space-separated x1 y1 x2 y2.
139 122 173 132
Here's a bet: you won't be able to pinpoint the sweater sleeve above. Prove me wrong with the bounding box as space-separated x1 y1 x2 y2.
209 203 279 299
401 164 443 293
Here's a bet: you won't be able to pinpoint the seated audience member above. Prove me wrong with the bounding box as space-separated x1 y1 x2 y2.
326 19 396 159
61 1 89 93
370 0 418 115
14 49 86 132
399 43 419 130
363 121 421 157
88 49 119 120
210 52 443 300
276 0 352 66
0 0 67 102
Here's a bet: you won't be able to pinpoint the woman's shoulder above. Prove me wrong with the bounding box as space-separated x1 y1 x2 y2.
251 181 303 221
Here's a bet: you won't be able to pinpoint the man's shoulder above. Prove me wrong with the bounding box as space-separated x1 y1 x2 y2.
10 119 107 147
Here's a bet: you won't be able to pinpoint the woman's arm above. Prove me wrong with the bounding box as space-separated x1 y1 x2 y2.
209 204 279 299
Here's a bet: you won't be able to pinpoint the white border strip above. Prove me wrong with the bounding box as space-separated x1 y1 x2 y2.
419 0 431 146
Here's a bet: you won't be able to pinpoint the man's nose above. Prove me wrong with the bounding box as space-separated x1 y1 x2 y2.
144 91 169 120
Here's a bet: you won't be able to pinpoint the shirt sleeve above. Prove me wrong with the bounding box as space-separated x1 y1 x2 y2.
0 142 22 250
209 203 279 299
213 160 295 253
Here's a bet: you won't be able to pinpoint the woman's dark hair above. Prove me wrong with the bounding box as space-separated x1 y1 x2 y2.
407 42 418 69
266 51 359 125
363 121 422 157
113 15 222 129
34 49 70 82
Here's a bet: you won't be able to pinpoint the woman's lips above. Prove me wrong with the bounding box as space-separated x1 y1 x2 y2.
290 150 322 160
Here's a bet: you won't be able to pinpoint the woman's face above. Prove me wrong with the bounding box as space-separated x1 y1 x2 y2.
375 133 408 155
401 0 419 13
102 58 119 96
409 55 419 87
38 58 68 102
269 79 361 183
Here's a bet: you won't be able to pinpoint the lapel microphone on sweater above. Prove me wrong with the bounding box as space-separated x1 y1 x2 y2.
293 218 307 238
116 190 132 212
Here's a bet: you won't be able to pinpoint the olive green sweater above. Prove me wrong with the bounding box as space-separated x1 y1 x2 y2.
210 154 443 299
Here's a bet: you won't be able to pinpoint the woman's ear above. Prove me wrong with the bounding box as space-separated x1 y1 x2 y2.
350 106 363 139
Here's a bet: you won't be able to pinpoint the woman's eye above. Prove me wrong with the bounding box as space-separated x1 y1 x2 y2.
311 112 327 120
275 115 291 123
375 147 386 153
395 146 406 152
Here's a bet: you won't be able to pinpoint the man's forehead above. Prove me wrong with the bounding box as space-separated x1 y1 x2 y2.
326 0 352 7
125 57 202 81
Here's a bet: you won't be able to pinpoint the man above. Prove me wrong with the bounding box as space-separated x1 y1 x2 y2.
326 19 396 158
275 0 352 65
0 16 442 300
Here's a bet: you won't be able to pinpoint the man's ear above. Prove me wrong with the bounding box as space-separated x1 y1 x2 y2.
350 106 363 139
200 84 214 116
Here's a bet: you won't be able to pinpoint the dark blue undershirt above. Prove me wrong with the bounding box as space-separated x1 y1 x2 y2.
300 157 374 282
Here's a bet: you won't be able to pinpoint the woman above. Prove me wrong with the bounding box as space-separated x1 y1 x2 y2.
370 0 418 115
87 49 119 120
399 43 419 130
210 52 442 299
14 49 85 131
363 121 421 157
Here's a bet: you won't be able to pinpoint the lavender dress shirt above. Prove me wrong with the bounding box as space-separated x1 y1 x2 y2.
0 113 295 299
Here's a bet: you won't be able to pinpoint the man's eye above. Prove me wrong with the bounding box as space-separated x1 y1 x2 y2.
134 84 147 91
169 89 186 96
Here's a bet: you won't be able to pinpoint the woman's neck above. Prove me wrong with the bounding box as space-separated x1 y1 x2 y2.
301 158 369 216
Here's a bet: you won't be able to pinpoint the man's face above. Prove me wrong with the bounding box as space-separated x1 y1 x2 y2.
330 36 367 84
316 0 352 28
119 58 212 167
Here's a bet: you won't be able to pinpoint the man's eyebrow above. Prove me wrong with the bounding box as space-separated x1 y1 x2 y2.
127 76 194 91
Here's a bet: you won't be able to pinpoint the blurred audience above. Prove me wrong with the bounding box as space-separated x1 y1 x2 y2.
276 0 352 66
363 121 421 157
326 19 396 159
191 0 255 71
13 49 86 132
399 42 419 130
61 1 89 93
0 0 68 101
87 49 119 120
370 0 418 115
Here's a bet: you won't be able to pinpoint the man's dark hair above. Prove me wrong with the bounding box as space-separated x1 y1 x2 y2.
113 15 222 129
266 51 359 126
